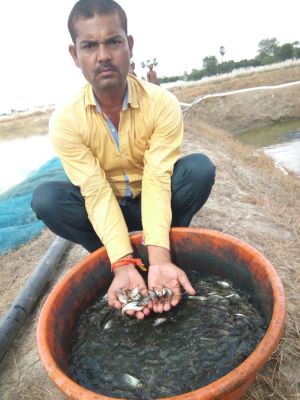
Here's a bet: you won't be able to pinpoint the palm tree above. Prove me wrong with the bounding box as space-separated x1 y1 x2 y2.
219 46 225 74
219 46 225 58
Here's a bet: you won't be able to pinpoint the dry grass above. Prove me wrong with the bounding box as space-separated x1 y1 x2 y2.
173 63 300 103
0 108 54 139
183 116 300 400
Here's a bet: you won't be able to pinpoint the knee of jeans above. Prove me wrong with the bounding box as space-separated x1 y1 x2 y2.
185 153 216 185
31 182 60 218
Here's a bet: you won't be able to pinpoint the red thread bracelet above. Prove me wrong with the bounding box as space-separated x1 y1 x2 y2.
111 258 147 272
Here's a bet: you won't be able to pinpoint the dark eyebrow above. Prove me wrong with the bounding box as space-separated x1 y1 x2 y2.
105 35 123 42
79 39 98 46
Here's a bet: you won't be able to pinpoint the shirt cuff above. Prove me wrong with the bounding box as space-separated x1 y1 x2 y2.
143 227 170 251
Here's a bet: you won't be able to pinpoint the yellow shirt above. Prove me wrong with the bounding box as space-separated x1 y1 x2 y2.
49 76 183 263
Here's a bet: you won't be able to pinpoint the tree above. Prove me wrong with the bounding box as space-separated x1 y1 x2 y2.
202 56 218 76
255 38 279 64
275 43 294 61
258 38 279 57
219 46 225 58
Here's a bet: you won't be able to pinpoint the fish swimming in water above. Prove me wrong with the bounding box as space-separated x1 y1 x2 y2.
122 373 143 388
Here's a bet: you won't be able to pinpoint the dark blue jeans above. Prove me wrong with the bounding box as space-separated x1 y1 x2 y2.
31 154 215 252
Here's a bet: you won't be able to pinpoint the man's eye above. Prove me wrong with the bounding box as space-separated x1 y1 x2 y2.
107 38 122 47
82 42 97 49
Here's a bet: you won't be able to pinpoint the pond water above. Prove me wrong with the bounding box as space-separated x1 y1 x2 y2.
0 133 54 194
237 120 300 177
1 119 299 195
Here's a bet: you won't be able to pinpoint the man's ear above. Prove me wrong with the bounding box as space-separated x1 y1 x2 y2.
69 44 80 68
127 35 134 59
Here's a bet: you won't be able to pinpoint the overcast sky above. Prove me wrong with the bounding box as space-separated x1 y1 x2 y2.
0 0 299 113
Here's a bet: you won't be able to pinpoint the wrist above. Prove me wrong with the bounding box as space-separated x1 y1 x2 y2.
113 264 135 275
148 245 171 265
111 257 147 273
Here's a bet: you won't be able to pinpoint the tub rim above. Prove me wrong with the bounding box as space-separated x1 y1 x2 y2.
37 227 286 400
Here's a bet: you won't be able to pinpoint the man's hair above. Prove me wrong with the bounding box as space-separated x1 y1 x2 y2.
68 0 128 43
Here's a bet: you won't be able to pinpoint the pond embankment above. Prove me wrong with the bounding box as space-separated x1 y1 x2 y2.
174 63 300 134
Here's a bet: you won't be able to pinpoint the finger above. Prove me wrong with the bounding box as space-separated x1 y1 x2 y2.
171 293 181 307
163 300 171 312
139 286 149 296
146 300 153 309
109 300 122 309
178 272 196 295
108 292 122 308
124 309 135 317
143 307 151 317
154 301 164 314
135 310 145 320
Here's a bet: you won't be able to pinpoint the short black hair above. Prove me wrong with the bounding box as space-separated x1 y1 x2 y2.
68 0 128 43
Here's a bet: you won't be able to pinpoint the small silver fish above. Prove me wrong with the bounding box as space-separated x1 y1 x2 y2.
152 317 167 327
101 293 109 302
128 286 140 299
153 288 163 298
122 301 144 315
217 280 231 288
122 373 143 388
139 295 151 306
162 287 173 299
226 293 241 299
235 313 247 318
185 295 207 301
117 289 128 304
103 319 114 330
148 289 157 301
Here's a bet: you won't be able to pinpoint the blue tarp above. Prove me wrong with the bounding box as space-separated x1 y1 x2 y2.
0 157 67 254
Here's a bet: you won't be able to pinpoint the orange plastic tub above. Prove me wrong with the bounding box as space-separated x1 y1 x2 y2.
37 228 286 400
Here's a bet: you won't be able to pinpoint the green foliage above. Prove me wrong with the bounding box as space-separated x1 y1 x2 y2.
159 38 299 84
258 38 279 56
276 43 294 61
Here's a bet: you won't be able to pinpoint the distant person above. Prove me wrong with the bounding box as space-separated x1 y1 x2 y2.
32 0 215 319
147 64 160 85
129 61 137 76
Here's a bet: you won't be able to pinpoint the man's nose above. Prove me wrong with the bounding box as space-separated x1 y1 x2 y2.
97 43 112 62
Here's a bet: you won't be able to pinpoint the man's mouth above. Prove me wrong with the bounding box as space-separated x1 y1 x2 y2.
95 64 118 76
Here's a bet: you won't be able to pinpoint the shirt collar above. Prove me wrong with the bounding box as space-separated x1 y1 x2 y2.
93 85 129 114
85 76 141 110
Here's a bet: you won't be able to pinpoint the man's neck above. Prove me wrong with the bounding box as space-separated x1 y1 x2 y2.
93 84 126 113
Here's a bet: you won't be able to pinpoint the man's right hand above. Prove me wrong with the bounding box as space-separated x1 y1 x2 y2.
108 264 150 319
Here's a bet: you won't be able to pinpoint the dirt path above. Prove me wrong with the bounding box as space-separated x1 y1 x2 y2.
0 65 299 399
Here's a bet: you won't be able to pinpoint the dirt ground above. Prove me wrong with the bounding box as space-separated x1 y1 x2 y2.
0 64 299 399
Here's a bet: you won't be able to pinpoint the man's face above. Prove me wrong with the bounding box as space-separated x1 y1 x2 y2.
69 12 133 94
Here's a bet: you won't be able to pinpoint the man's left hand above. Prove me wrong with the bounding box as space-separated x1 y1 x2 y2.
147 262 196 313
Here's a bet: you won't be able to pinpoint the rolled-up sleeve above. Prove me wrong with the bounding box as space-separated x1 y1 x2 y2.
142 93 183 249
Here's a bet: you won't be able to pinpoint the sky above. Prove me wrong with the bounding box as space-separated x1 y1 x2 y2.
0 0 299 113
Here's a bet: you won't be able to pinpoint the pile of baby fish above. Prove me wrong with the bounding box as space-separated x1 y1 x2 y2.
117 286 174 315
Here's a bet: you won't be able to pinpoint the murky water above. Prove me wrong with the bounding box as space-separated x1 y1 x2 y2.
237 120 300 177
0 134 54 194
69 271 267 399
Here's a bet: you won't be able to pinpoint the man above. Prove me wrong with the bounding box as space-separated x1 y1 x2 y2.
32 0 215 319
129 60 137 76
147 63 159 85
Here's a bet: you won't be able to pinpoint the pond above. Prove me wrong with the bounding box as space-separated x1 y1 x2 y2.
237 119 300 177
0 133 54 194
1 119 299 195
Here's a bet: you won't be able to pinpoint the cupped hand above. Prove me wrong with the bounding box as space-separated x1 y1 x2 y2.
148 262 196 313
108 265 150 319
